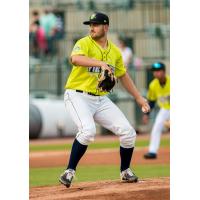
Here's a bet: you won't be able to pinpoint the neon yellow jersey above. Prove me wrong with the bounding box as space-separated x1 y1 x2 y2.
65 35 126 96
147 75 170 110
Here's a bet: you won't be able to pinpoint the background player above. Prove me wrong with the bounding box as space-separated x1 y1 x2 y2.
59 12 150 188
118 36 133 70
143 62 170 159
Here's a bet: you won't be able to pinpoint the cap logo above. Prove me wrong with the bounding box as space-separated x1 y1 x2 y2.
104 20 106 23
90 14 96 20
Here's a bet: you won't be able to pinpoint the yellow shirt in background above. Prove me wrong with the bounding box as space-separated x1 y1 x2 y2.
147 75 170 110
65 35 126 96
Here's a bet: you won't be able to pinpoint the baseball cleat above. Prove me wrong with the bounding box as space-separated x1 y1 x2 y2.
120 168 138 183
59 169 75 188
144 152 157 159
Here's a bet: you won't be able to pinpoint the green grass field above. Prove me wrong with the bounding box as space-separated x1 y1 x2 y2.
30 137 170 152
30 136 170 187
30 164 170 187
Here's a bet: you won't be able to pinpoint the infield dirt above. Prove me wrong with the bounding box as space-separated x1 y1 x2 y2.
30 134 170 168
30 147 169 167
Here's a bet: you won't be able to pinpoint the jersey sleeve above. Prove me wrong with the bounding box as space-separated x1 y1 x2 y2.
147 83 157 101
71 39 89 57
115 54 126 77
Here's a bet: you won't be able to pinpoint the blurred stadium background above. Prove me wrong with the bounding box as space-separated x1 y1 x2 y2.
29 0 170 139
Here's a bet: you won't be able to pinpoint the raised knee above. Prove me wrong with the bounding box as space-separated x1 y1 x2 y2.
120 128 136 148
76 125 96 145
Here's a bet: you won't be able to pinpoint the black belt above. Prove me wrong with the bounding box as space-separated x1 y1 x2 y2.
76 90 100 96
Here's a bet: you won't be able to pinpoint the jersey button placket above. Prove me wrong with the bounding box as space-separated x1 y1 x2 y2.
103 51 106 61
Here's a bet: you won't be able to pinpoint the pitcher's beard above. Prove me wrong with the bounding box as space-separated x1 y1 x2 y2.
90 32 105 40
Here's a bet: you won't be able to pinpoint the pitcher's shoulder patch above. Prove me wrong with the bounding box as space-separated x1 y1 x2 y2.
73 45 81 52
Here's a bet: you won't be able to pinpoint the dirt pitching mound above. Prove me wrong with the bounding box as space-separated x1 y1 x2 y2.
30 177 169 200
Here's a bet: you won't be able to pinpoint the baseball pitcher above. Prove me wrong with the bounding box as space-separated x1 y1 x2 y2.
59 12 150 188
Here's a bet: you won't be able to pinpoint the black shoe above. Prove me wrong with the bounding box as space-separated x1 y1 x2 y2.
144 152 157 159
59 169 75 188
120 168 138 183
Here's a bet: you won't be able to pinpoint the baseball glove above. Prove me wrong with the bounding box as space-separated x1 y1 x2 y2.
97 67 116 92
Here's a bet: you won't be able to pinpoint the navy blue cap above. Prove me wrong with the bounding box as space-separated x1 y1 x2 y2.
151 62 166 71
83 12 109 25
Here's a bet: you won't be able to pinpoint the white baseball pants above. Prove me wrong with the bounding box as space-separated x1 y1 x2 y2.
149 108 170 153
64 89 136 148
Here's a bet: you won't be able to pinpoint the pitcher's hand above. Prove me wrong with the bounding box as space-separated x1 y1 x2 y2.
136 96 150 113
100 62 112 75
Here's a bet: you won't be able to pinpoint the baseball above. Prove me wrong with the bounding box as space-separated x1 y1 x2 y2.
142 107 147 113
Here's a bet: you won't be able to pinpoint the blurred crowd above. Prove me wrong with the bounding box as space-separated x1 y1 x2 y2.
117 36 144 74
29 8 64 59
